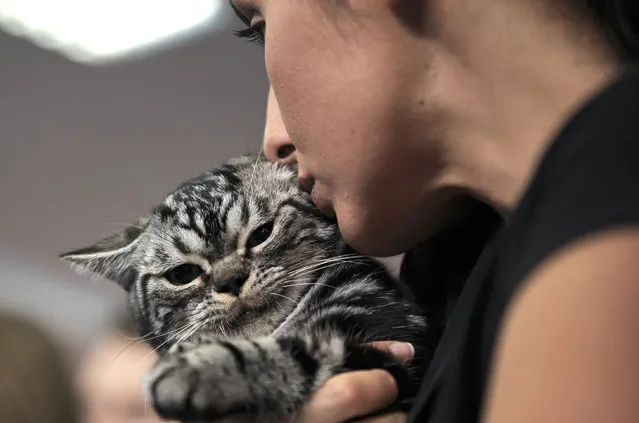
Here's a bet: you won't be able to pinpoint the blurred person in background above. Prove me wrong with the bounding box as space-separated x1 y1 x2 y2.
77 310 175 423
0 311 80 423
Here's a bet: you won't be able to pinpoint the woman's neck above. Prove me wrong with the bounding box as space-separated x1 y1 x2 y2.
418 1 621 216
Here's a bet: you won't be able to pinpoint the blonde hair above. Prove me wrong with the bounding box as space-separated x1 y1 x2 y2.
0 312 79 423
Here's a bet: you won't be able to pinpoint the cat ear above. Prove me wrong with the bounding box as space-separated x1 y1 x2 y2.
59 216 150 290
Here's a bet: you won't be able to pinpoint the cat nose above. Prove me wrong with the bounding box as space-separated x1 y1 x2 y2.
215 275 247 297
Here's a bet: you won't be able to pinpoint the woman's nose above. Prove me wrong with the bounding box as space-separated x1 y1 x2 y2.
264 136 297 165
263 87 298 165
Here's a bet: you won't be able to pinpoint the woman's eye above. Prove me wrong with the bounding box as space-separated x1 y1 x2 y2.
231 3 265 46
247 221 274 248
164 264 204 286
233 20 265 46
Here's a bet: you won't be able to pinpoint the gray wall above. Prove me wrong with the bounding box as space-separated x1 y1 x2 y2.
0 14 269 350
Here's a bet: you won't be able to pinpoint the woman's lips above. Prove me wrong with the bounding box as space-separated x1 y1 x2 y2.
311 186 336 218
297 174 314 193
298 173 335 217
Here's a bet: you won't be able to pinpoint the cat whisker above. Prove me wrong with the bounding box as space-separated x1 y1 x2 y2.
289 259 370 279
155 321 199 349
116 332 147 342
110 339 148 365
127 316 204 343
109 319 201 377
249 147 265 189
113 205 144 218
137 320 201 366
104 222 147 230
287 256 369 277
114 307 210 349
278 251 355 272
281 281 337 290
298 253 368 264
287 252 362 265
112 321 204 364
117 327 178 344
269 292 297 303
218 321 229 338
175 320 204 345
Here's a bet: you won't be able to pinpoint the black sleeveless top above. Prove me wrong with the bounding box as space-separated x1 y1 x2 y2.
404 64 639 423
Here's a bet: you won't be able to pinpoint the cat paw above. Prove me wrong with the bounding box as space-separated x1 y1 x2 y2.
145 341 256 422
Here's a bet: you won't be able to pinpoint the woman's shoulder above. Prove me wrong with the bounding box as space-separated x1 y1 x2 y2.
498 65 639 288
478 66 639 423
482 225 639 423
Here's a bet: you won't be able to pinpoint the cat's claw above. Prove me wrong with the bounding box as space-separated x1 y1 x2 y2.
146 343 256 422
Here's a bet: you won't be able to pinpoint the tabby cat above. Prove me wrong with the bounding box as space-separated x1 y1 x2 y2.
61 155 428 422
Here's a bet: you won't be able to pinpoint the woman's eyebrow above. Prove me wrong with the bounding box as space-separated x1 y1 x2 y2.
229 1 251 26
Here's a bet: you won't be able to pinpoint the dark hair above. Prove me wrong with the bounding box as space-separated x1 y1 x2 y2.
582 0 639 60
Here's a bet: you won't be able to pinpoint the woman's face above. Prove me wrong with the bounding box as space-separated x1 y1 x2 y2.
232 1 450 256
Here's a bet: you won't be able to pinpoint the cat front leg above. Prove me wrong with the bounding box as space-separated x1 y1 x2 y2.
144 334 410 423
144 334 345 423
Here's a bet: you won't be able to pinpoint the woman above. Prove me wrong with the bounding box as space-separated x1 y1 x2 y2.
0 312 79 423
230 1 639 422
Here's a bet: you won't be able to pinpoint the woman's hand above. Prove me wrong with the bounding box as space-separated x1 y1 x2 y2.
293 341 414 423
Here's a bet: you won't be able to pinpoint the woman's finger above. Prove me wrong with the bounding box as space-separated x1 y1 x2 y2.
296 369 399 423
357 412 407 423
366 341 415 363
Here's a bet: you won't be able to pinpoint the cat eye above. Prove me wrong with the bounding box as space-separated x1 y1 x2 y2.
247 221 274 248
164 263 204 286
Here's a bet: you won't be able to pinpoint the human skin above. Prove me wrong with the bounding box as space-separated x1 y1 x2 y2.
242 1 615 257
231 1 639 423
77 334 178 423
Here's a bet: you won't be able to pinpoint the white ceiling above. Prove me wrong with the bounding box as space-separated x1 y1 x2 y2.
0 12 269 350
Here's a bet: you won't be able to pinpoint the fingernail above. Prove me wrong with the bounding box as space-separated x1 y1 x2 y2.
388 342 415 362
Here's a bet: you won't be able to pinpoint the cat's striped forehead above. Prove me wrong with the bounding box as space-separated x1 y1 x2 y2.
138 158 302 272
164 157 298 208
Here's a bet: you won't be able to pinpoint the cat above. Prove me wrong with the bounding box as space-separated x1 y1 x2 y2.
60 155 428 423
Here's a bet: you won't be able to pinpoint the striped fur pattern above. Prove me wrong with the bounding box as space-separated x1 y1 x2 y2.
61 155 427 422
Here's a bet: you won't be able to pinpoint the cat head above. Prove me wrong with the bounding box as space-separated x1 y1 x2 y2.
60 156 344 350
